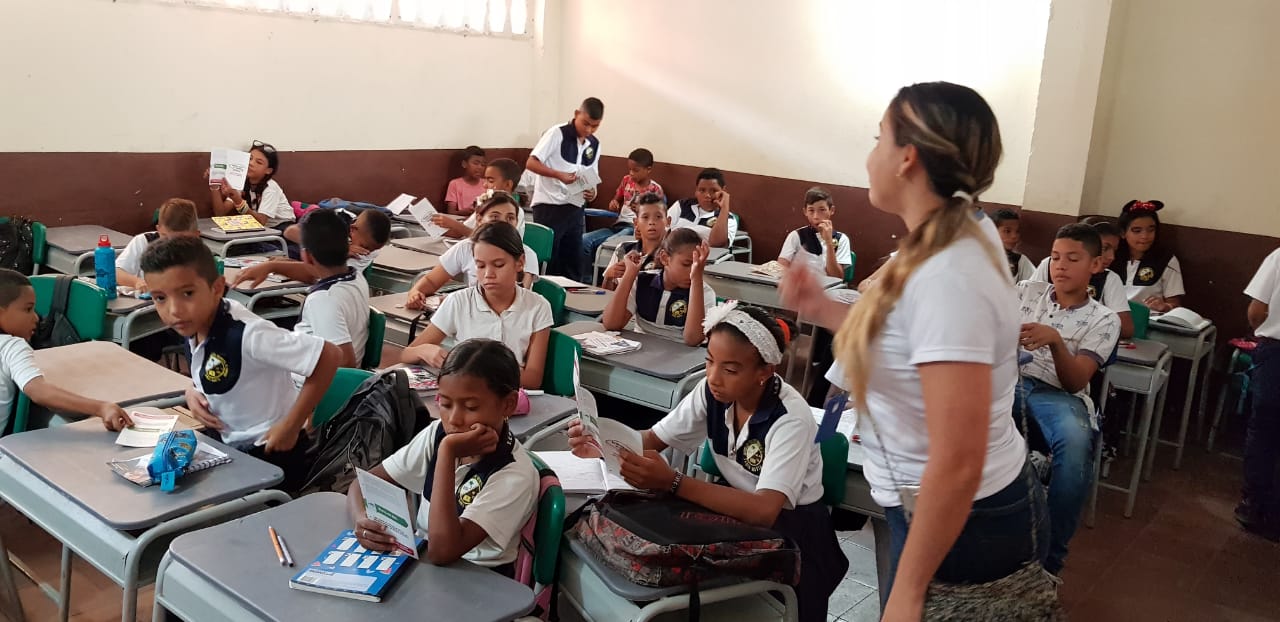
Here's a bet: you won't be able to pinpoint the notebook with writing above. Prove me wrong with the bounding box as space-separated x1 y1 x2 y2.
106 445 231 487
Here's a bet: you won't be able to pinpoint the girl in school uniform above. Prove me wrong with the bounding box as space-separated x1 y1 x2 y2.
401 221 553 390
568 303 847 622
210 141 294 230
405 192 539 310
350 339 539 573
601 227 715 347
1114 199 1185 312
777 186 853 279
600 192 668 290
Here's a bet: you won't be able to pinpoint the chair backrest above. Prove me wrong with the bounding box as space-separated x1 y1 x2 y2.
30 275 107 341
1128 300 1151 340
531 278 567 326
542 330 582 397
0 217 47 270
362 307 386 369
9 393 32 435
699 433 849 507
313 368 375 426
524 452 566 589
523 223 554 269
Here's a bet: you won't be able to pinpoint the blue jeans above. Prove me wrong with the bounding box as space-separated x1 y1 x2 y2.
581 225 632 281
1014 376 1095 574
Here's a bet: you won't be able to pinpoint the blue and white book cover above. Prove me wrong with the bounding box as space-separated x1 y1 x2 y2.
288 529 422 602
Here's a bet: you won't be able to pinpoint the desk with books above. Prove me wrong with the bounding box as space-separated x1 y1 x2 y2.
43 225 129 276
557 322 707 412
367 246 442 294
198 218 288 258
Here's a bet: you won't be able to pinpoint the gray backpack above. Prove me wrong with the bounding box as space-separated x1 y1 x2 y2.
32 275 81 350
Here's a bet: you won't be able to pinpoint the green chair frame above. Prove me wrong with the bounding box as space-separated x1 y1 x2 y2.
532 278 567 326
30 275 108 341
362 307 386 369
1128 300 1151 340
842 252 859 284
542 330 582 398
698 432 848 507
523 223 554 271
313 368 375 427
525 452 567 593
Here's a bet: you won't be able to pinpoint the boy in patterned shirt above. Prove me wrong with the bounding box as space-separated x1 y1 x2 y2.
1014 223 1120 575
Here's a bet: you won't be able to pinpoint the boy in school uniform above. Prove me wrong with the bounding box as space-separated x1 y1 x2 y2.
141 237 341 492
600 192 668 290
777 187 852 279
115 198 201 293
667 168 737 248
526 97 604 281
581 148 665 278
444 146 488 215
1238 248 1280 541
993 208 1036 282
230 209 390 288
1014 224 1120 574
1031 219 1134 338
292 210 371 369
0 269 132 433
602 228 715 346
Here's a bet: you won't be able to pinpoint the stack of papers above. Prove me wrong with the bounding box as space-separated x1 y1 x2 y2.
115 408 180 447
573 331 641 356
751 261 786 279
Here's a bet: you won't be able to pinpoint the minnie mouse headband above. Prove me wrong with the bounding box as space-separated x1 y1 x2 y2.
1123 199 1164 213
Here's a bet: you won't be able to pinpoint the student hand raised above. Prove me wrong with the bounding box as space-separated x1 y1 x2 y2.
185 387 225 431
230 263 272 289
442 423 500 459
618 449 678 492
712 190 732 214
566 419 604 459
97 403 133 432
690 241 710 280
622 251 644 276
353 518 395 552
1019 322 1062 351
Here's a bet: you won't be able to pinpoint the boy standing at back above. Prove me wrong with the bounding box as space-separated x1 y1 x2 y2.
526 97 604 281
116 198 201 293
293 210 371 369
141 237 340 492
1015 224 1120 575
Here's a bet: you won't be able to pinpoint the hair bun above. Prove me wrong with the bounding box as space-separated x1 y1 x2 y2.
1122 199 1164 213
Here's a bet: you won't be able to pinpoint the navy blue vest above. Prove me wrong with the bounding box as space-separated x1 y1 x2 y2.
144 231 160 244
677 200 717 228
1005 249 1025 278
634 270 691 328
619 240 659 272
795 226 844 256
1114 249 1172 287
423 423 517 515
1087 271 1109 303
704 376 787 476
558 123 599 167
198 301 245 395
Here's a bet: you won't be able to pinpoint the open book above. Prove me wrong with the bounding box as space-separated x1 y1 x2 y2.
750 260 786 279
1151 307 1211 331
573 331 641 356
211 215 265 233
547 383 643 494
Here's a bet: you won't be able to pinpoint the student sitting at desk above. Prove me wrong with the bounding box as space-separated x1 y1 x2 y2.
405 193 539 309
351 339 537 574
231 209 391 288
0 269 132 432
667 167 737 248
445 145 488 216
569 304 847 622
777 186 852 279
401 223 552 390
600 192 668 290
116 198 201 293
581 148 666 278
140 237 341 492
291 210 371 369
1114 199 1184 312
209 140 294 230
433 158 526 239
602 228 715 347
993 208 1036 282
1031 219 1134 338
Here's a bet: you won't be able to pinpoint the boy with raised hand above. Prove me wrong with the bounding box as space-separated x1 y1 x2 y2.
1015 223 1120 575
141 237 340 492
526 97 604 281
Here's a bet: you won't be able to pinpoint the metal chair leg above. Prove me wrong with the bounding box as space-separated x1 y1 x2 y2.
0 532 25 622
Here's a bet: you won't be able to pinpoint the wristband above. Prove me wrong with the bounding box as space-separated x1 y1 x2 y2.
235 200 249 215
669 471 684 495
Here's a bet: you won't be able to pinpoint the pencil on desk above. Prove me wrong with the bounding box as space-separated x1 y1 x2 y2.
277 533 295 567
268 525 286 566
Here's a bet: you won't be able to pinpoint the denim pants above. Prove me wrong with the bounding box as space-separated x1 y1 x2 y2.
1244 340 1280 523
532 203 584 281
1014 376 1095 574
884 459 1048 599
581 224 632 282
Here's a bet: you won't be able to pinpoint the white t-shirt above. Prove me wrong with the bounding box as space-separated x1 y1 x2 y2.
428 286 553 365
116 232 154 279
1012 253 1036 283
348 248 381 274
254 179 294 227
1017 281 1120 428
189 300 325 445
854 235 1025 508
0 335 43 432
654 379 824 508
1246 248 1280 340
625 270 717 344
1030 257 1129 316
778 228 852 276
439 239 540 286
529 123 600 206
667 201 739 247
1121 256 1185 303
295 270 371 367
381 421 538 567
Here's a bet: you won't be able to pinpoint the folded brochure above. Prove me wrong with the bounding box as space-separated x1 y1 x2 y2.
356 468 419 558
114 407 179 448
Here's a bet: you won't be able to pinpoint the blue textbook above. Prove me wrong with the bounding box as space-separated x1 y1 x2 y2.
289 530 422 602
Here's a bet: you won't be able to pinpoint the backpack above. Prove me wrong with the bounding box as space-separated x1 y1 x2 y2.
0 217 35 275
298 369 428 496
31 275 82 350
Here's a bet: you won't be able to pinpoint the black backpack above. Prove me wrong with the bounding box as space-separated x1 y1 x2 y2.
298 369 429 496
31 275 82 350
0 217 35 275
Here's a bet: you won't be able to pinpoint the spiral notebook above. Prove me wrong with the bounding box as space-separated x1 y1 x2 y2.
107 445 231 487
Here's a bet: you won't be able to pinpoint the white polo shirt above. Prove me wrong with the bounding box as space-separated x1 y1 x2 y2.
1030 257 1129 316
625 270 717 344
654 379 823 508
295 270 370 367
189 300 325 446
253 179 294 227
348 247 381 274
1121 256 1185 303
428 286 553 364
1017 281 1120 427
439 239 540 286
667 200 738 246
116 232 157 279
778 227 852 276
1246 248 1280 340
382 421 538 567
0 335 43 432
529 123 600 206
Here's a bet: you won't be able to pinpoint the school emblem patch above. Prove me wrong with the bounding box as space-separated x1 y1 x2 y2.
584 146 595 160
203 352 229 384
1137 267 1155 283
742 439 765 474
1087 284 1097 300
457 475 484 508
706 217 718 229
669 299 688 319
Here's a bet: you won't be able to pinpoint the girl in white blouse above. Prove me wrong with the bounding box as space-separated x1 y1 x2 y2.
210 140 294 229
1113 199 1184 312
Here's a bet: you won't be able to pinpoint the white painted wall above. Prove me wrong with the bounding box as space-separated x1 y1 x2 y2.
0 0 548 152
555 0 1051 206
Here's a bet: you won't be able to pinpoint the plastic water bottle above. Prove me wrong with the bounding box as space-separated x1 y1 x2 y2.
94 235 118 300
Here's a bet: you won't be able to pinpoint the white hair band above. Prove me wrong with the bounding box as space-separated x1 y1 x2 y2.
703 301 784 365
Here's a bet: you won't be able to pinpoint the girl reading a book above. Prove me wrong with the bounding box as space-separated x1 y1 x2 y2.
401 222 553 390
1114 199 1184 312
601 227 716 346
209 141 294 230
349 339 539 573
569 303 846 622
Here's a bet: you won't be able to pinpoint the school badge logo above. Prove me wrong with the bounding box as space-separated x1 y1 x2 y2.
706 217 719 228
1137 267 1155 283
1087 284 1097 299
584 146 595 160
203 352 229 383
457 475 484 507
742 439 765 474
669 299 688 319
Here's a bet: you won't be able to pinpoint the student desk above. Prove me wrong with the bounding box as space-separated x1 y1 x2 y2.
702 262 842 310
43 225 129 276
96 292 171 350
557 322 707 412
390 236 456 256
222 266 309 321
0 420 289 622
369 292 427 347
564 286 613 320
368 246 441 294
31 340 190 409
1146 320 1217 469
197 219 287 258
153 492 534 622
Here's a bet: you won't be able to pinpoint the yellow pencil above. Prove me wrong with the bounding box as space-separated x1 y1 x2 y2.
268 525 286 566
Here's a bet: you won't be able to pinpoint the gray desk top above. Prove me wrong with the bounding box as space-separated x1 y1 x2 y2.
557 322 706 380
424 393 577 442
1116 338 1171 366
223 267 307 294
369 292 427 324
390 236 455 256
167 492 534 621
198 218 283 242
0 419 282 530
564 287 612 315
107 295 154 314
46 225 129 254
32 340 192 406
705 261 842 289
373 246 441 275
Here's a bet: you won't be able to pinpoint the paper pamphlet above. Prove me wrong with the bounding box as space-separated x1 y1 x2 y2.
356 468 419 559
209 149 251 190
115 408 179 448
407 198 450 239
575 383 643 478
751 261 786 279
566 166 602 196
535 450 634 494
385 193 417 215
